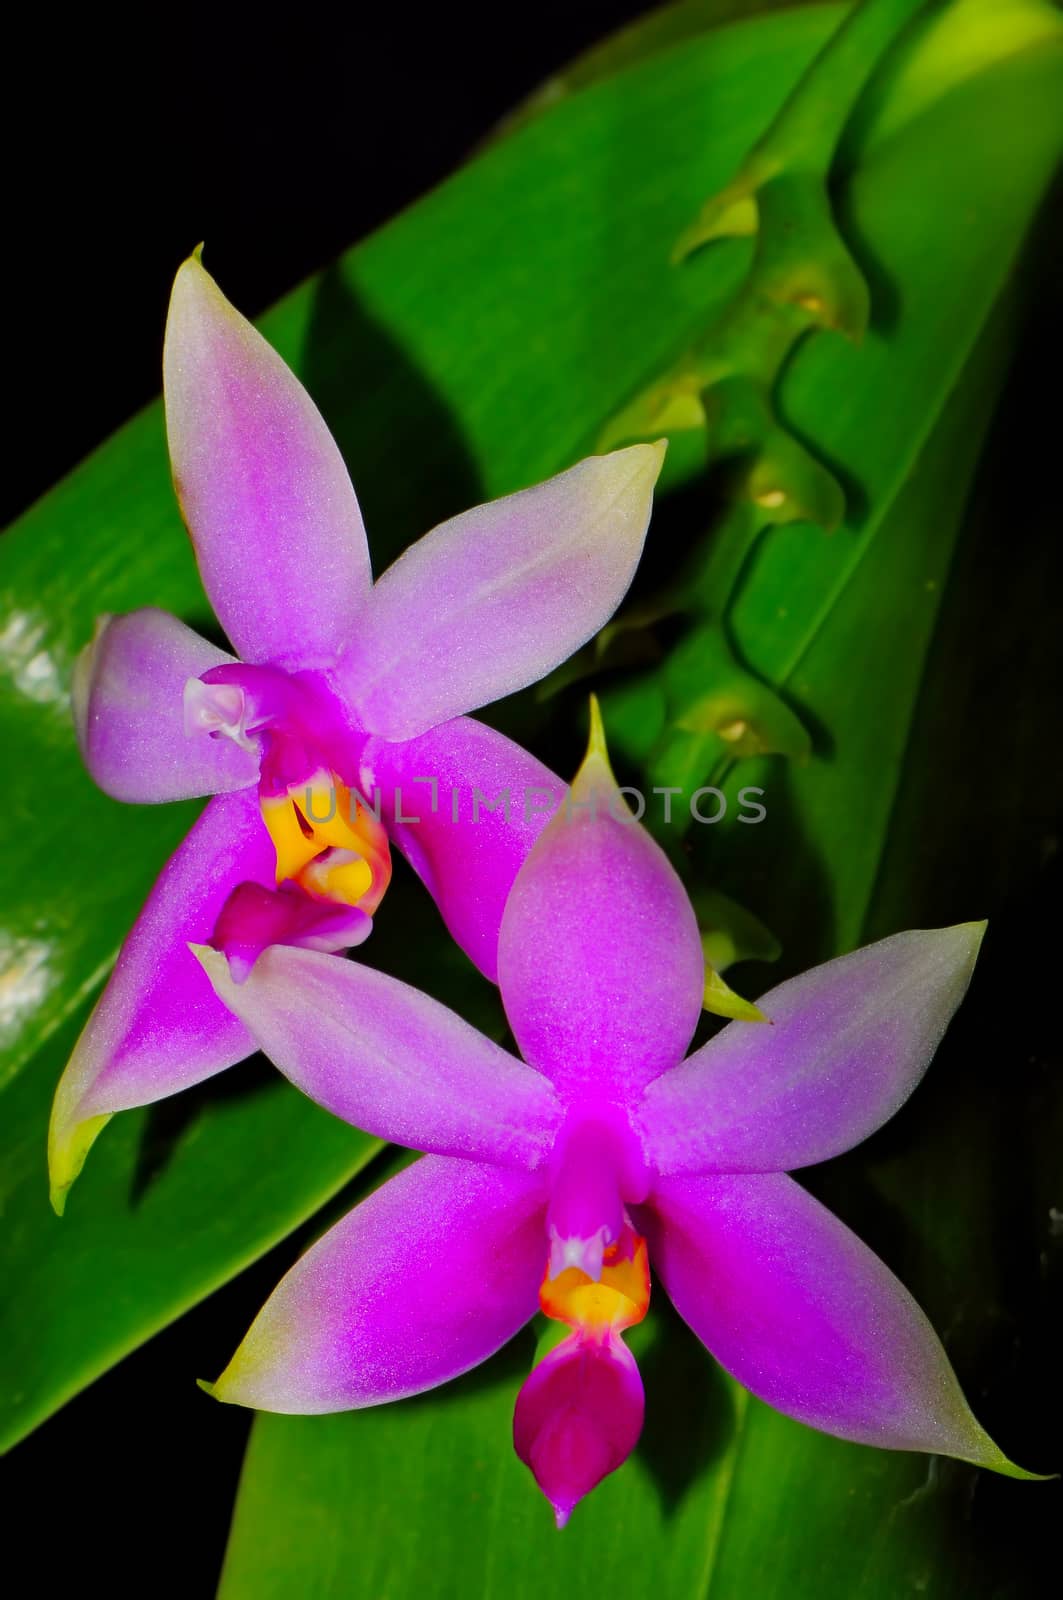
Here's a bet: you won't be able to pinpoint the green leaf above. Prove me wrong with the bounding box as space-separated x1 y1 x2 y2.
218 1317 752 1600
605 19 1062 801
664 623 813 757
693 886 781 972
0 1009 380 1453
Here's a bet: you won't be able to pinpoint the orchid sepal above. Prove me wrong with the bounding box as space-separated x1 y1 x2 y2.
639 1169 1046 1479
497 699 705 1100
164 253 373 668
639 922 988 1177
340 447 666 740
203 1156 549 1412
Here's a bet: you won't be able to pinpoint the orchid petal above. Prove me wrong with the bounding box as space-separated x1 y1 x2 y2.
362 716 564 981
498 702 704 1099
72 608 260 803
163 254 371 668
48 788 274 1211
207 1155 548 1412
343 445 665 740
514 1331 645 1527
642 1171 1030 1472
640 925 985 1176
196 943 562 1169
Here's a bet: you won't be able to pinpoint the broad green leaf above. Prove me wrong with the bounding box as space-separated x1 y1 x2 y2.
603 23 1063 802
505 0 1062 146
497 0 814 137
0 1010 380 1452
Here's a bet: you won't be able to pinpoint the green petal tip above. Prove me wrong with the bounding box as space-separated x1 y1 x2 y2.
975 1452 1056 1483
703 965 770 1023
586 693 608 761
576 694 618 789
47 1110 112 1217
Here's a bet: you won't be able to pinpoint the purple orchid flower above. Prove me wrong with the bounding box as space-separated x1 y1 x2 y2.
195 704 1038 1527
48 253 664 1211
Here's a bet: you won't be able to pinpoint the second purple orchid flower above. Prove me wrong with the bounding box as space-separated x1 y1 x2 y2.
196 704 1039 1525
49 253 664 1210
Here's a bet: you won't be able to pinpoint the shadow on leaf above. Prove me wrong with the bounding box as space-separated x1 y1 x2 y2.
302 266 483 570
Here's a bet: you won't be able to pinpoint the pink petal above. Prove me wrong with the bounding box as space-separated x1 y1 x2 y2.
208 1155 549 1411
361 716 564 981
164 255 371 668
497 710 704 1100
48 788 274 1210
195 943 562 1168
641 1171 1017 1467
72 608 260 803
640 926 985 1176
342 445 665 740
513 1331 645 1527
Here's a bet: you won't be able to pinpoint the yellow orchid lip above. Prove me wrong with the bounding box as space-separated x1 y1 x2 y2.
540 1227 650 1335
261 770 392 915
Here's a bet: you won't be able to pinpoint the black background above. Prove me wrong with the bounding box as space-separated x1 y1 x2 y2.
7 4 651 527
